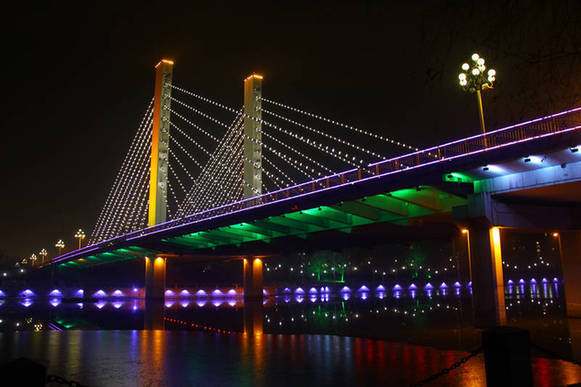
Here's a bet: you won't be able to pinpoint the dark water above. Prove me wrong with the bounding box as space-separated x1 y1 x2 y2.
1 285 581 386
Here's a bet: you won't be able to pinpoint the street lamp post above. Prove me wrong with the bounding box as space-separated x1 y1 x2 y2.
55 240 65 256
458 53 496 137
39 249 48 266
74 229 86 249
30 254 37 267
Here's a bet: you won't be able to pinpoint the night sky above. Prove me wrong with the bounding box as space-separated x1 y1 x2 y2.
0 1 579 260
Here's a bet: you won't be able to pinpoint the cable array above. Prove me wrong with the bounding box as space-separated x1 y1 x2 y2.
88 83 423 246
90 99 153 243
259 96 420 151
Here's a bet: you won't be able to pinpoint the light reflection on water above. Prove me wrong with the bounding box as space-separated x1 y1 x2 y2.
1 285 581 386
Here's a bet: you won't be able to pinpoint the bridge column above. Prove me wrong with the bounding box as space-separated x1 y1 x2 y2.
243 257 263 301
558 231 581 317
467 223 506 327
243 74 263 198
145 256 166 300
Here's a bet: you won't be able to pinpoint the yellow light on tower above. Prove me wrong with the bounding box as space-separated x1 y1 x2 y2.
75 229 86 249
30 254 38 267
55 239 65 255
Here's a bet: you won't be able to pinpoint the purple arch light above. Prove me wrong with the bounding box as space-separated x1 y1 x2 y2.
282 287 291 294
164 290 175 297
20 289 35 297
376 285 385 292
309 287 318 294
227 289 238 296
0 290 5 298
212 289 223 297
518 279 525 285
530 278 537 284
358 285 369 292
424 283 433 290
454 281 462 288
263 289 269 296
93 290 107 298
212 299 223 307
196 290 207 297
553 277 559 283
49 289 63 297
408 284 416 290
180 290 191 297
393 284 403 291
112 290 124 297
468 281 472 287
541 278 548 284
75 289 84 297
112 301 124 309
440 282 448 289
164 300 175 308
180 300 190 308
340 286 351 293
295 287 305 294
507 280 514 285
227 299 237 307
196 300 207 307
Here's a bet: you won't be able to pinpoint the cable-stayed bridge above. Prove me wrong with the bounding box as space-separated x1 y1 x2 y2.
49 59 581 327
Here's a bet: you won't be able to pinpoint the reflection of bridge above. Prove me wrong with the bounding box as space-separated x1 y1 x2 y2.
49 59 581 327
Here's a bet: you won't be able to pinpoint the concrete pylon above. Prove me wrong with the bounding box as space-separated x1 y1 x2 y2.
243 74 263 198
145 59 173 302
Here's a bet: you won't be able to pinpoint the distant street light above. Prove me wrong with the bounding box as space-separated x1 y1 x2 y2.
30 254 38 267
55 240 65 255
74 229 86 249
39 249 48 266
458 53 496 136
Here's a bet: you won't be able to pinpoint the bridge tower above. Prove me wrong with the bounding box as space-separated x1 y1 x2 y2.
242 75 264 306
243 74 263 198
145 59 173 303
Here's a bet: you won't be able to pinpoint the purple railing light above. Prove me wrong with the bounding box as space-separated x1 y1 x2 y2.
54 106 581 265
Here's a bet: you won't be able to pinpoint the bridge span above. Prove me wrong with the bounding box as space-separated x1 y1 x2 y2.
46 60 581 328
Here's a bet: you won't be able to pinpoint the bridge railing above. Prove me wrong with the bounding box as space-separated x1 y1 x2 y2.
130 106 581 238
73 106 580 256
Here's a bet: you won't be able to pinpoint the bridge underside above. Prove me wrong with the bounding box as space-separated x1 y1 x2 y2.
60 187 468 268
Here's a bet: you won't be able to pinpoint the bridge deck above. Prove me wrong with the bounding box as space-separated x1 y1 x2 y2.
54 107 581 267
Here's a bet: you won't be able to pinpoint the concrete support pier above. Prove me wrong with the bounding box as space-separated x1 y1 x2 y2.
558 231 581 317
243 257 263 301
467 223 506 327
145 256 166 300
